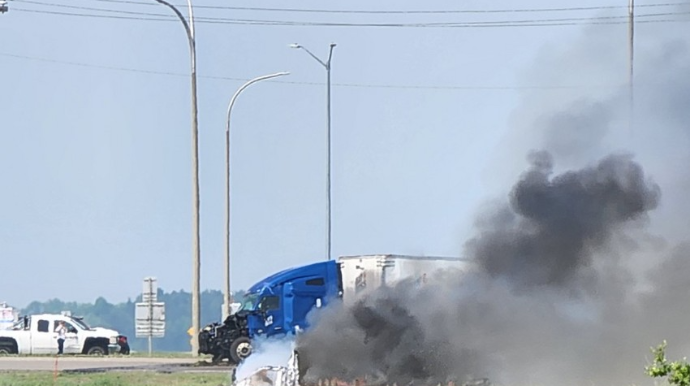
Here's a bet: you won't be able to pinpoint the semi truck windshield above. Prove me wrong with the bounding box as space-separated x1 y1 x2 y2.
241 294 258 311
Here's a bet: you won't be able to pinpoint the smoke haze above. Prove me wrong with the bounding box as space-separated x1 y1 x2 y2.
297 2 690 385
235 337 296 380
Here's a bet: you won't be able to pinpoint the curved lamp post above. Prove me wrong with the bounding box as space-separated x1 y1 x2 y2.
224 72 290 320
151 0 201 356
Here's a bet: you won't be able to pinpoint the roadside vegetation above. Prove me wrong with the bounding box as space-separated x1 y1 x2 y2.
647 341 690 386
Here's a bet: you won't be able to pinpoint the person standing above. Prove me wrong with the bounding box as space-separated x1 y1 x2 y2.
55 321 67 355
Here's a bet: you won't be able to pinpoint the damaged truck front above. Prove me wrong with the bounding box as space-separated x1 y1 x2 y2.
198 309 253 363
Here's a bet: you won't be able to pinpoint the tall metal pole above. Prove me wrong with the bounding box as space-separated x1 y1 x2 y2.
291 43 337 261
628 0 635 136
151 0 201 356
224 72 290 320
325 47 333 262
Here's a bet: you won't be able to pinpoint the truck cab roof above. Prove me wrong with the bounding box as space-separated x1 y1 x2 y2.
247 260 337 294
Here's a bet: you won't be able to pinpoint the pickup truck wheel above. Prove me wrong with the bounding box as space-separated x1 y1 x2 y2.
0 346 14 355
229 337 252 363
87 346 106 356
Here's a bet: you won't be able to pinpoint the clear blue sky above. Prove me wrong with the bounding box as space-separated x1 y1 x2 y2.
1 0 679 308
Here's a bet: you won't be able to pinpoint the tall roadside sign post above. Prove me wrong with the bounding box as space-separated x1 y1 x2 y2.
135 277 166 356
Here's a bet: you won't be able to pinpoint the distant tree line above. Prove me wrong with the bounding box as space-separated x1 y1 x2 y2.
21 289 246 352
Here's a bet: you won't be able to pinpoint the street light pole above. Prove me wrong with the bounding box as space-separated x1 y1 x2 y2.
151 0 201 356
628 0 635 136
0 1 9 13
224 71 290 320
290 43 337 261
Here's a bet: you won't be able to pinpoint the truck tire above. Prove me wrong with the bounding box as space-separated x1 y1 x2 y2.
0 339 17 355
87 345 106 356
229 337 252 364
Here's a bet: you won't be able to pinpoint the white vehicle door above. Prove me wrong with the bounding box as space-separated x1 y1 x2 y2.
55 320 80 354
11 316 31 354
32 318 56 354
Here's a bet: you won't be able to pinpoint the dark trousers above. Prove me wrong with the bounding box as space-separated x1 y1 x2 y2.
57 338 64 354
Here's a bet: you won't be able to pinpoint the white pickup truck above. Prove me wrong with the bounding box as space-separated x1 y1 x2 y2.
0 313 129 355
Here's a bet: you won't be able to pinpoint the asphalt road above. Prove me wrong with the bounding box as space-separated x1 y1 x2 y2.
0 356 233 373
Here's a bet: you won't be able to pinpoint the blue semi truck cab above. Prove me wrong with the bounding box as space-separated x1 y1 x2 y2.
198 254 468 364
198 260 341 363
243 259 341 337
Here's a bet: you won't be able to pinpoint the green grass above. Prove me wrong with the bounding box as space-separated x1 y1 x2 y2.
0 371 230 386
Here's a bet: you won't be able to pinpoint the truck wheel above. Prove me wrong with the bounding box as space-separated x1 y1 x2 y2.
87 346 106 356
0 346 14 355
229 337 252 363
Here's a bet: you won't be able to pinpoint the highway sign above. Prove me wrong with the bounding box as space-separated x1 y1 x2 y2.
135 302 165 338
142 277 158 303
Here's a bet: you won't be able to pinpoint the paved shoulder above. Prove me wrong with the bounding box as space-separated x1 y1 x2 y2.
0 356 197 371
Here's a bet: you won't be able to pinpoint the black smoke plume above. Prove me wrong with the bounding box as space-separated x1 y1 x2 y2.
297 153 661 386
469 151 659 290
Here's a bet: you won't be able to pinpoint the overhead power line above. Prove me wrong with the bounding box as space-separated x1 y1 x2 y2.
18 0 171 18
11 5 690 28
82 0 689 15
0 52 628 91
